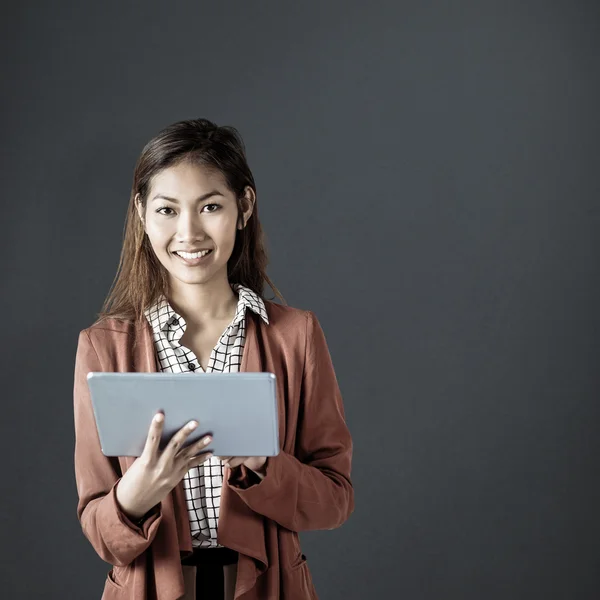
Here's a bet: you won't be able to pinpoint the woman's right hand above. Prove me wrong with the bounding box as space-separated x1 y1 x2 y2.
115 411 213 520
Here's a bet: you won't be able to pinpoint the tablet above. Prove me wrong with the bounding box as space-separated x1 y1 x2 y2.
86 372 280 458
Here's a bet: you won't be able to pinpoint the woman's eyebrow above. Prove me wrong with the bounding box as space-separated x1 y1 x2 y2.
151 190 224 203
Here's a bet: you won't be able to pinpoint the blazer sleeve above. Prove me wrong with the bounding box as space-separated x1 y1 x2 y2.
73 330 163 567
227 310 354 532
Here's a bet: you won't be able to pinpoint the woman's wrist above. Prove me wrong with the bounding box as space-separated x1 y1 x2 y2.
115 479 149 521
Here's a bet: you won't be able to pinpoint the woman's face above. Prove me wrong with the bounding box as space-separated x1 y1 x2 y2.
136 161 254 288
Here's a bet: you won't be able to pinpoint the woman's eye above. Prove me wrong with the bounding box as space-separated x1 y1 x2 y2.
203 203 221 213
156 206 174 216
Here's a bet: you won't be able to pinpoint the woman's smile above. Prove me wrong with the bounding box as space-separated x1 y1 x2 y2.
172 248 214 266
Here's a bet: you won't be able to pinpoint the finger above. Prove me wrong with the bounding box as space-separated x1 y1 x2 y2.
142 411 165 460
161 419 199 462
189 451 213 469
179 432 213 461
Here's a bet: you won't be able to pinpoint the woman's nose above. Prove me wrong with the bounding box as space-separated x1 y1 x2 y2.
177 211 204 238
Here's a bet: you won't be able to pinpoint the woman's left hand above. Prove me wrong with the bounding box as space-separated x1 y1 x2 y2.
217 455 268 474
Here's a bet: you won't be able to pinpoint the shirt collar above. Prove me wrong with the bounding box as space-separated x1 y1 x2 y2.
144 283 269 336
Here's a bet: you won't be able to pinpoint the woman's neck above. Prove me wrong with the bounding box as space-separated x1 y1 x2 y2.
167 278 238 330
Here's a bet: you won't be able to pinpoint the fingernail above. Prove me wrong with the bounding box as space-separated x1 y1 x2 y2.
203 436 212 444
188 420 198 429
155 414 164 422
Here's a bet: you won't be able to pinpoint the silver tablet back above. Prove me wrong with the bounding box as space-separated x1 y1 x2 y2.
86 372 279 457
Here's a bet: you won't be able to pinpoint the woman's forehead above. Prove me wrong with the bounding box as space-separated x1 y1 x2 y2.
150 162 229 197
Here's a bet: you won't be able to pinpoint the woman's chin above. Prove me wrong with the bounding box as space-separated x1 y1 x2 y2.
166 262 229 286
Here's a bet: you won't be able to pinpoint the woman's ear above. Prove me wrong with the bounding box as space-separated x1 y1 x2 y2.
238 187 256 230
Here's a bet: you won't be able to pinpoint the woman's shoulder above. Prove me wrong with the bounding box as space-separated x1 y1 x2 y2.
262 299 313 330
79 316 140 347
85 315 135 332
77 316 149 367
260 300 327 354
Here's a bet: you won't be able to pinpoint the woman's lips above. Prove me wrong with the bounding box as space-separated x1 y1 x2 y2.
172 249 214 266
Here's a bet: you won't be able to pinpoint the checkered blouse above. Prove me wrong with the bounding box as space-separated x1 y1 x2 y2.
143 283 269 548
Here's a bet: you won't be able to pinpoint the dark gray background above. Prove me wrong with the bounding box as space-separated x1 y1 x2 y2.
1 1 599 598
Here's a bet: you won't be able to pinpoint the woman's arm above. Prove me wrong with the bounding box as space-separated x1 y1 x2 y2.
73 330 163 566
227 310 354 532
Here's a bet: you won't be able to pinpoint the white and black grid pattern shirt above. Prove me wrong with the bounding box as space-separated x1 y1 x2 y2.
143 283 269 548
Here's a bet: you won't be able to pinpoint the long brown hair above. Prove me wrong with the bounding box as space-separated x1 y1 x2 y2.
95 118 285 326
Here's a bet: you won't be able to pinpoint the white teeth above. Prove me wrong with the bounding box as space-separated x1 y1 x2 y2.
176 250 211 259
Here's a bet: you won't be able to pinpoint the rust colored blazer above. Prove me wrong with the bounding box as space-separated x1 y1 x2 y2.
73 301 354 599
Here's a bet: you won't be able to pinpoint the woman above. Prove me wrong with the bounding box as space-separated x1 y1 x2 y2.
73 118 354 600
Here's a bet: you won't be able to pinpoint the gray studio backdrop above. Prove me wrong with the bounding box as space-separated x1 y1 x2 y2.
1 2 599 599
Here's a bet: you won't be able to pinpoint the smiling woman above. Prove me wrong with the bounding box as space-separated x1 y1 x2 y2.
134 162 251 300
73 118 354 600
